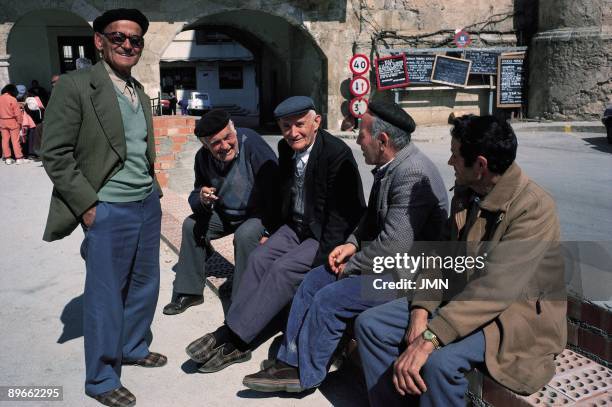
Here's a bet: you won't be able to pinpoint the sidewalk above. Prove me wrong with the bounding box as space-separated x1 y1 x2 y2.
0 161 365 407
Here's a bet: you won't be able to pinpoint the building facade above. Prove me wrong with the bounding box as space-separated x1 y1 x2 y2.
0 0 609 129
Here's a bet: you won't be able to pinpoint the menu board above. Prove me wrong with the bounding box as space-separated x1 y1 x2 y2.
430 55 471 87
497 53 525 108
405 54 435 84
463 50 498 75
375 54 410 90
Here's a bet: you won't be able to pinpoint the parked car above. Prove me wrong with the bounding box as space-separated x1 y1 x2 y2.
187 92 212 116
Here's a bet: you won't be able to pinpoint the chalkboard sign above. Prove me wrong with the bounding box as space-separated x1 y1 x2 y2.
430 55 471 87
405 54 435 84
375 54 409 90
497 53 525 108
463 50 498 75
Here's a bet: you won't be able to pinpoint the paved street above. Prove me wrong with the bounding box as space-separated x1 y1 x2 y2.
0 122 610 406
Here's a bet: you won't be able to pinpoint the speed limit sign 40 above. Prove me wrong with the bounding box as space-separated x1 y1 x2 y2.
350 76 370 97
350 98 368 118
350 54 370 76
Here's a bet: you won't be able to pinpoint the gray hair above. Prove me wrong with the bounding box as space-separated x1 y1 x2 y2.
371 115 411 150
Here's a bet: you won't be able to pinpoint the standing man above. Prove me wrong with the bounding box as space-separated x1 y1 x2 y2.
162 109 279 314
355 115 567 406
41 9 165 407
242 100 449 393
185 96 366 373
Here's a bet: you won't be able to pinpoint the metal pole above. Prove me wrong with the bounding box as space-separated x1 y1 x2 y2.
488 76 494 115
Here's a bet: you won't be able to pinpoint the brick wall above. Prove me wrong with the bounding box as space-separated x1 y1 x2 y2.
153 116 197 187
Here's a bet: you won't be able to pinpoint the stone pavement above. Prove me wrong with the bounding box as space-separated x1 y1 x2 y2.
1 119 610 407
0 159 366 407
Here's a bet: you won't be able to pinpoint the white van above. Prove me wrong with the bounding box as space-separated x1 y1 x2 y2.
187 92 212 116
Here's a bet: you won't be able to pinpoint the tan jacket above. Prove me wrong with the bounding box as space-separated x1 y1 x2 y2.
412 163 567 395
0 93 23 129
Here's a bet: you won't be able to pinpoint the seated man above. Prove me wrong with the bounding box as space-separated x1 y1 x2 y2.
355 115 567 407
185 96 366 372
163 109 279 315
242 100 449 393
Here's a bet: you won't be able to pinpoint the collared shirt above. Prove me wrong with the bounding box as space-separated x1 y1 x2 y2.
103 61 139 109
292 137 316 177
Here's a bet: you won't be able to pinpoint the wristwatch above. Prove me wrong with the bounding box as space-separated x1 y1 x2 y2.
422 329 442 349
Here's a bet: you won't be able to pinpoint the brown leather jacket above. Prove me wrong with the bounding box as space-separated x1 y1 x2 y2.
412 163 567 395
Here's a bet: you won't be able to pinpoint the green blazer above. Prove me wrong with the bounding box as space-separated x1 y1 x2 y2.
41 61 161 242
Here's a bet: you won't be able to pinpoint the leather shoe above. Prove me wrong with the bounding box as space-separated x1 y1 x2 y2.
90 386 135 407
163 294 203 315
198 343 251 373
122 352 167 368
243 360 305 392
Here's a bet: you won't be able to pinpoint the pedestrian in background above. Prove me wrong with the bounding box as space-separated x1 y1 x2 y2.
0 84 25 165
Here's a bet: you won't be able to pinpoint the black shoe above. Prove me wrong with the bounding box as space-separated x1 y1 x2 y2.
90 386 136 407
163 294 203 315
197 344 252 373
243 360 305 393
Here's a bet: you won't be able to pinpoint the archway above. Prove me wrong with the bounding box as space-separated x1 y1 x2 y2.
161 9 328 127
7 9 94 93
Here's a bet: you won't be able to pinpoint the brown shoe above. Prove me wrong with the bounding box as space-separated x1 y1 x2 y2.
242 360 305 393
91 386 136 407
197 344 251 373
186 333 217 363
122 352 167 368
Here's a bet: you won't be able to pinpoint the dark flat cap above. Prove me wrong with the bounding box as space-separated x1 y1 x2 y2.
93 9 149 34
274 96 315 119
195 109 231 138
368 99 416 134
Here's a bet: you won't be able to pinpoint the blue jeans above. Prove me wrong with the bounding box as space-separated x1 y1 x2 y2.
276 265 393 389
355 297 486 407
81 191 161 396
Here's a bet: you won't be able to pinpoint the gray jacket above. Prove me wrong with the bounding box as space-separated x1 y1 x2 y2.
344 143 449 275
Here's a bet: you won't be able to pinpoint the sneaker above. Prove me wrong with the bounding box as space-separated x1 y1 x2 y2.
15 158 30 165
4 158 14 165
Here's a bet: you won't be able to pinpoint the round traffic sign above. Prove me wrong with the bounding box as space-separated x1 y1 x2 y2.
453 30 471 48
349 54 370 76
350 76 370 97
349 97 368 118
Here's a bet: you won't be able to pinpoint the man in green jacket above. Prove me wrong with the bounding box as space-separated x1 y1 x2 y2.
355 115 566 406
41 9 165 407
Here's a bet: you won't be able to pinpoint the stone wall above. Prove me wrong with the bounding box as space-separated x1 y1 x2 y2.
0 0 608 127
153 116 196 188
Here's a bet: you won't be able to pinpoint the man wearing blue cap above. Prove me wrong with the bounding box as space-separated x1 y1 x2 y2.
41 8 163 407
185 96 366 373
242 99 449 393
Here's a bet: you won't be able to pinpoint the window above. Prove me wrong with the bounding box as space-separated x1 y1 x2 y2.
219 65 243 89
160 66 197 91
57 36 96 73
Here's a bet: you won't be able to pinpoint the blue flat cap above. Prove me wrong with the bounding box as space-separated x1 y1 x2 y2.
274 96 315 119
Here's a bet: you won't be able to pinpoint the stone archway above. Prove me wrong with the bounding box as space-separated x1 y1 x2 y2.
161 9 328 127
6 8 94 91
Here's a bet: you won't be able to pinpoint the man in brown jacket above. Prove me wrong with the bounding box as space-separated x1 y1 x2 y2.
355 115 567 406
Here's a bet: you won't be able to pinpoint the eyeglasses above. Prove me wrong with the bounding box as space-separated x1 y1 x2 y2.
102 32 145 48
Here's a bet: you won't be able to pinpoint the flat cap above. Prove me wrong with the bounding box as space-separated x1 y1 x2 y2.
274 96 315 119
93 8 149 34
368 99 416 135
195 109 231 138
